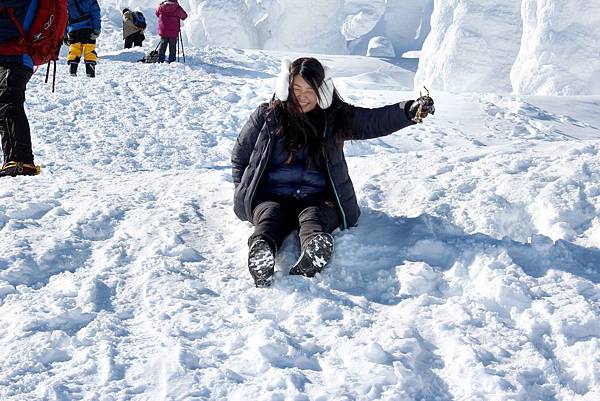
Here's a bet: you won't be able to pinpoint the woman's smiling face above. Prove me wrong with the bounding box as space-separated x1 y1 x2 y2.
292 75 318 113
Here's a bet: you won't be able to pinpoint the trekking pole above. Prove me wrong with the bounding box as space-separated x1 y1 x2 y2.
45 61 51 84
179 30 186 63
177 35 180 62
44 60 58 93
51 60 57 92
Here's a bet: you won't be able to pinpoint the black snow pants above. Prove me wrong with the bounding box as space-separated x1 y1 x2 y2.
249 193 341 252
0 64 33 164
124 32 145 49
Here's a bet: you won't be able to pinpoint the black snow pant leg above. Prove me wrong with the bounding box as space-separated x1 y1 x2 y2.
124 32 144 49
249 199 297 252
297 199 341 250
249 195 342 252
0 65 33 164
134 32 145 47
124 36 133 49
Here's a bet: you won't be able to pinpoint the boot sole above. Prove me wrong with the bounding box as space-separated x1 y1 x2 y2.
289 233 334 277
248 241 275 287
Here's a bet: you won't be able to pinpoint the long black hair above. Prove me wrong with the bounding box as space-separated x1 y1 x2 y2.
269 57 352 167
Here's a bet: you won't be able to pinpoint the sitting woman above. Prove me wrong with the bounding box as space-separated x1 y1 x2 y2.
231 57 435 287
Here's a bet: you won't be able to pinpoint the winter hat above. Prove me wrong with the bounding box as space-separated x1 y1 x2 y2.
122 8 130 14
274 57 335 109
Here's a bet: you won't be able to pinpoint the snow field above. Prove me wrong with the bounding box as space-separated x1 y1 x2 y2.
0 46 599 399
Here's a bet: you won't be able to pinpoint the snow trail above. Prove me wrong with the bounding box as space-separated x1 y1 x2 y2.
0 46 599 400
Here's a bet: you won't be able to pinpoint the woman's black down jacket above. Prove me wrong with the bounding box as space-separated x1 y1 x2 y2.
231 101 415 229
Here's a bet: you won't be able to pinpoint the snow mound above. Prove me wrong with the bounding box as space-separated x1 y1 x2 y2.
366 36 396 58
261 0 347 54
184 0 258 49
416 0 600 95
510 0 600 95
414 0 522 93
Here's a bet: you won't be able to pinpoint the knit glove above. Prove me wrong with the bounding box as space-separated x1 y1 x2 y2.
90 29 101 40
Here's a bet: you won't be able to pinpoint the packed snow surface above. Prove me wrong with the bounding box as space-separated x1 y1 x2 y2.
4 3 600 397
1 41 599 399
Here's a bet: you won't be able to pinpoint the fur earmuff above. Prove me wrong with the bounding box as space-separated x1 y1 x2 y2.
318 66 334 109
273 57 335 109
275 57 293 101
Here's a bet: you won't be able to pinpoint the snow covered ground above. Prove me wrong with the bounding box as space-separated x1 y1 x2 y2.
1 43 599 400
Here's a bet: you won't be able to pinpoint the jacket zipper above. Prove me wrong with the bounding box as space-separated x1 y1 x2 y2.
322 121 348 229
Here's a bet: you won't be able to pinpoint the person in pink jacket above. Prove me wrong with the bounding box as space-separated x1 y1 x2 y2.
155 0 188 62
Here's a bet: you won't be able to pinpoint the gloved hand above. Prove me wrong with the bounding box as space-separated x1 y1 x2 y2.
90 29 101 40
407 93 435 123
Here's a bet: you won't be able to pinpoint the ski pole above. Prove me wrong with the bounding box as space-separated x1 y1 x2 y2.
179 31 186 63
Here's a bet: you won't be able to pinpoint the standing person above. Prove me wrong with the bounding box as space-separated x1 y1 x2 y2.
0 0 68 177
232 57 435 287
155 0 187 63
66 0 101 77
122 8 146 49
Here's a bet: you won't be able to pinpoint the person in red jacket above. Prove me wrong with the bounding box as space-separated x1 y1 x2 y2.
155 0 187 63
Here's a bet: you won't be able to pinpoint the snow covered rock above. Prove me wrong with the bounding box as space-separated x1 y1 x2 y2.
414 0 522 93
510 0 600 95
367 36 396 58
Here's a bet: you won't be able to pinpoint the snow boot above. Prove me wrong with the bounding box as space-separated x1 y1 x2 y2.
68 61 78 76
248 239 275 287
289 233 334 277
85 62 96 78
0 161 40 177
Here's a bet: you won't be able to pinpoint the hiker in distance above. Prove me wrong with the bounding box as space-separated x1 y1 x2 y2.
66 0 102 77
122 8 146 49
0 0 68 177
155 0 187 63
232 57 435 287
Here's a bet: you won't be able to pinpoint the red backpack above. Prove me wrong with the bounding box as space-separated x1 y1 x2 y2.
0 0 68 66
